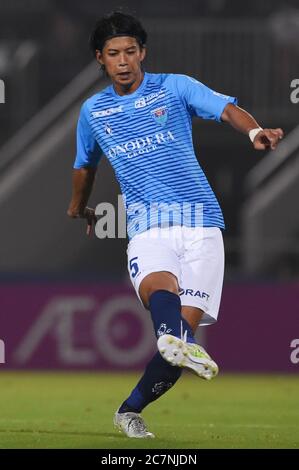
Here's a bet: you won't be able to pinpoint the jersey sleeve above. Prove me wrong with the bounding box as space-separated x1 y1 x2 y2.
73 102 103 169
173 74 238 122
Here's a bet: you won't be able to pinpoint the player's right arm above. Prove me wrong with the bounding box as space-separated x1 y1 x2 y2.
67 101 103 236
67 167 97 236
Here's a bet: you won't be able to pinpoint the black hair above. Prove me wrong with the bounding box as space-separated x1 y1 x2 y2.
89 11 147 56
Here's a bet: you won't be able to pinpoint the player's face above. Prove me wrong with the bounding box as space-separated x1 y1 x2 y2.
96 36 146 94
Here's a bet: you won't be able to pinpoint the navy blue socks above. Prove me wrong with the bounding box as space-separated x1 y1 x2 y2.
148 289 195 343
118 352 182 413
118 290 195 414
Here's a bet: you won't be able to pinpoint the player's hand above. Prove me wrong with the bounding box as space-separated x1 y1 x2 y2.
67 206 97 236
253 128 284 150
82 207 97 236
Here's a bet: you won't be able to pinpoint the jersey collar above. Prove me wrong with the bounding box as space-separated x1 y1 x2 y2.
110 72 148 100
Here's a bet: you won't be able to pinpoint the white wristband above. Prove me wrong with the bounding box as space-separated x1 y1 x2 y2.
249 127 263 143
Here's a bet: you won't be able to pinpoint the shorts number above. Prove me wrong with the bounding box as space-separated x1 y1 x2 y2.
129 257 139 278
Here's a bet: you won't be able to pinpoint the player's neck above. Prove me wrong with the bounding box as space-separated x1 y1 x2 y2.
112 70 145 96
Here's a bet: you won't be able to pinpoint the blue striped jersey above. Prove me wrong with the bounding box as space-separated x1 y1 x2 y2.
74 72 237 239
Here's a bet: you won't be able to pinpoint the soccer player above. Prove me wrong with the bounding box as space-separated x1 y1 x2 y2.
67 11 283 438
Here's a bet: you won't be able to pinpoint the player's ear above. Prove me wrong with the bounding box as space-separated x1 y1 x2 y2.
95 50 104 67
140 46 146 63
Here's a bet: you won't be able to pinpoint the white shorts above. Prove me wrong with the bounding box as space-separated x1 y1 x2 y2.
127 226 225 326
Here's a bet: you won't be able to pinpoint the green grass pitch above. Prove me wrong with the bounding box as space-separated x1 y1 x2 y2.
0 372 298 449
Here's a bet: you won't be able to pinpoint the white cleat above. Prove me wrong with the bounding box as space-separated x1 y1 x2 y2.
157 334 219 380
113 411 155 438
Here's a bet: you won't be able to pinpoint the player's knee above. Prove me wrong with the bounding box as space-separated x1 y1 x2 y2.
141 285 178 309
139 272 179 309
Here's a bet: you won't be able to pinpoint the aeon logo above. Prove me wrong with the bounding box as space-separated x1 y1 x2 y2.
13 296 155 367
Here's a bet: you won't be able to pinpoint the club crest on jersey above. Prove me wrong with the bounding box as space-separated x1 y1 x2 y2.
151 106 168 126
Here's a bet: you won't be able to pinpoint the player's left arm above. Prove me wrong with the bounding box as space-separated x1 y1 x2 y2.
221 103 284 150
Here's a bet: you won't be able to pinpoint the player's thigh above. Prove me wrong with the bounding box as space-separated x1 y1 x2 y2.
180 227 225 326
127 230 181 309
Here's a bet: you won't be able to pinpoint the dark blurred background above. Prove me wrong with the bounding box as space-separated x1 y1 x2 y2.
0 0 298 372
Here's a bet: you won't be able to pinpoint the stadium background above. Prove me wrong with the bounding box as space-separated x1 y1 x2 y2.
0 0 298 449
